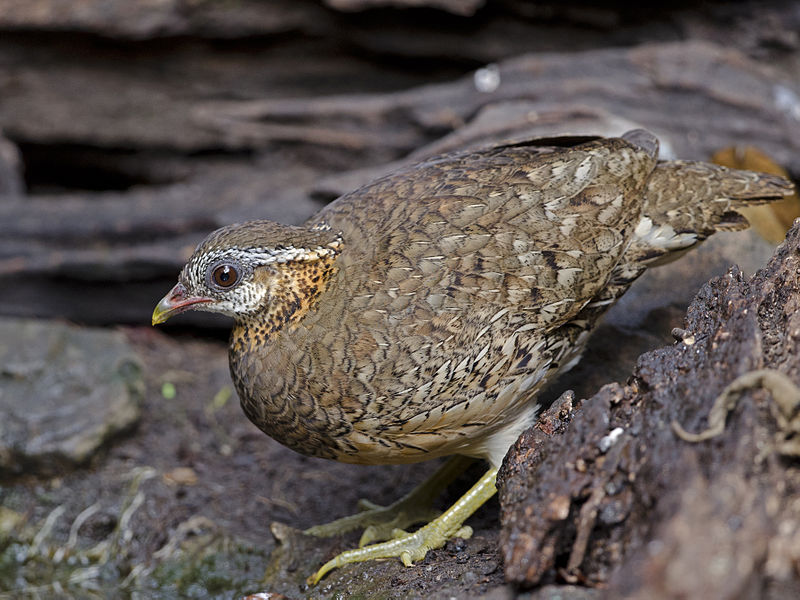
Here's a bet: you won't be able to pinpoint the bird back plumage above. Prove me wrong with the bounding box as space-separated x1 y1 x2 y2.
191 130 793 466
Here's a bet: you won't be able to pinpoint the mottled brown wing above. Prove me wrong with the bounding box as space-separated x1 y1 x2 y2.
295 136 656 450
321 138 653 322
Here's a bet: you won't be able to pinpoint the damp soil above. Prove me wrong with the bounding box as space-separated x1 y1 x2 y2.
0 325 508 599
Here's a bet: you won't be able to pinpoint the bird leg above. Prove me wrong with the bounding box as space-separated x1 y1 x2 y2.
304 455 474 547
307 465 498 585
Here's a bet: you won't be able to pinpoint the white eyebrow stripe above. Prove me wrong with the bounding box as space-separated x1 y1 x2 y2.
247 244 340 264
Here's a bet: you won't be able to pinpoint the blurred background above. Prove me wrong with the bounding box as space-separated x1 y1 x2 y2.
1 1 799 598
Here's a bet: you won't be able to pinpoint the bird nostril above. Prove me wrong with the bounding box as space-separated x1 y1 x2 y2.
169 283 187 302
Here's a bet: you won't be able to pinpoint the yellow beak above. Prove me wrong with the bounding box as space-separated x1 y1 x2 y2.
152 283 213 325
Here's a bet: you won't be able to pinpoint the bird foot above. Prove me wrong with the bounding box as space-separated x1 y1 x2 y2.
304 455 474 543
307 509 474 584
304 496 441 544
307 466 497 585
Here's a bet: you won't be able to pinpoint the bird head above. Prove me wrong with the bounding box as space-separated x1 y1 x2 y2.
152 220 342 327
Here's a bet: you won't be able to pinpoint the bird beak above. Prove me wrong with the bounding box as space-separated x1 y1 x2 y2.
152 283 213 325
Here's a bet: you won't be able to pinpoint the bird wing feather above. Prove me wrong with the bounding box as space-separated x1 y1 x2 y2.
290 136 656 456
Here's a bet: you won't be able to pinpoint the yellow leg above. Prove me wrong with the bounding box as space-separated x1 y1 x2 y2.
307 466 498 585
304 455 474 546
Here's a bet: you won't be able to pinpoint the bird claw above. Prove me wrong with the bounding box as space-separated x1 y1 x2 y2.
455 525 473 539
357 505 441 546
357 498 383 512
307 466 499 585
307 520 448 585
307 456 474 541
307 497 440 543
358 525 379 547
359 524 413 547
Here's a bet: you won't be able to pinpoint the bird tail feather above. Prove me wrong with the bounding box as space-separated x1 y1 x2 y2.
627 160 794 266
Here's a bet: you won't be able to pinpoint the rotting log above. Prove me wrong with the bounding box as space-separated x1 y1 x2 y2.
499 220 800 596
1 42 798 325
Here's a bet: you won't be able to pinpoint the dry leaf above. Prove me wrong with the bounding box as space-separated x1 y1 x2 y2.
712 146 799 244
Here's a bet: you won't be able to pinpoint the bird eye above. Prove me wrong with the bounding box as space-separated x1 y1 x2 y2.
211 264 239 288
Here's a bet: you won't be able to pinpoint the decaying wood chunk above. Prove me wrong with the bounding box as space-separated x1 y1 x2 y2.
498 220 800 596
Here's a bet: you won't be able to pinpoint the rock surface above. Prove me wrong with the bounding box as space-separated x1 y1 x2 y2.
2 40 798 326
0 318 143 475
0 132 23 196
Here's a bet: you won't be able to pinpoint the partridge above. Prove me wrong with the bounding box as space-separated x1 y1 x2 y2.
152 130 793 583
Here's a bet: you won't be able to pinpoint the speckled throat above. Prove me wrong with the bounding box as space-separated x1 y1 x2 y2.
236 247 340 336
227 245 352 458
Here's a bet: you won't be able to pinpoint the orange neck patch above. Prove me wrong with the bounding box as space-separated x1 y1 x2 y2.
232 247 340 349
